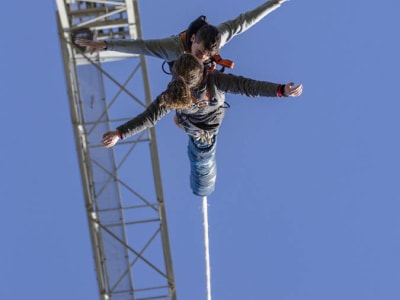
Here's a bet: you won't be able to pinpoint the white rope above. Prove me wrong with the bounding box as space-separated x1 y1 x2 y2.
202 196 212 300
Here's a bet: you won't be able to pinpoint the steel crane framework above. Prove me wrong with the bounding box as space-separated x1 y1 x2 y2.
56 1 176 299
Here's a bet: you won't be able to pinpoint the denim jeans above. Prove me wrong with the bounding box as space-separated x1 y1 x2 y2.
175 112 218 196
187 135 217 197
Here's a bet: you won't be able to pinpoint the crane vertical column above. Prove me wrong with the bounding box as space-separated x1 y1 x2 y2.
56 1 176 299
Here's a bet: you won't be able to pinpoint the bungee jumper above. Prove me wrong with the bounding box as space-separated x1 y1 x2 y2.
75 0 288 71
102 54 303 196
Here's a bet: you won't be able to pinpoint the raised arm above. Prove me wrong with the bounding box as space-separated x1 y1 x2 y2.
217 0 286 48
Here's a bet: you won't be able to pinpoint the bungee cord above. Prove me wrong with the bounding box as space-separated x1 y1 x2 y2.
202 196 212 300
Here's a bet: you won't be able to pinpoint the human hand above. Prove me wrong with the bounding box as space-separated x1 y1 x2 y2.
102 131 120 148
284 82 303 97
75 38 107 54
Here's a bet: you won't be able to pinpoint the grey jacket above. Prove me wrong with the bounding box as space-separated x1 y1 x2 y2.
105 0 282 62
117 71 282 139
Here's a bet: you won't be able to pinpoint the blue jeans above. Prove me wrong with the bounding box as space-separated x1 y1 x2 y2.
187 135 217 197
175 112 218 196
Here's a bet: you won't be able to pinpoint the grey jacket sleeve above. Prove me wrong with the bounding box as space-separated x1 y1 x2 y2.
105 35 185 62
217 0 282 47
117 97 171 139
210 72 281 98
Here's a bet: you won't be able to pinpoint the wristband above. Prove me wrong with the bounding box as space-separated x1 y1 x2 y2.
116 129 122 139
277 85 285 97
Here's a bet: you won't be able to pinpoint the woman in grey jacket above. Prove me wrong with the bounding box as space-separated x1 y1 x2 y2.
75 0 287 63
102 54 302 196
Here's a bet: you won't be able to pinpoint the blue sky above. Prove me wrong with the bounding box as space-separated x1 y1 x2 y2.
2 1 400 299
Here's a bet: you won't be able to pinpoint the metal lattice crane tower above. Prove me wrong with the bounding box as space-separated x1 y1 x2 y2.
56 1 176 299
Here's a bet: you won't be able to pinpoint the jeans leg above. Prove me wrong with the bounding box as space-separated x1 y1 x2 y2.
187 135 217 197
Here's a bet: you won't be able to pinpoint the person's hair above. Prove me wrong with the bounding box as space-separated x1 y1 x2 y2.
159 54 204 110
186 15 208 48
195 24 221 56
172 54 204 88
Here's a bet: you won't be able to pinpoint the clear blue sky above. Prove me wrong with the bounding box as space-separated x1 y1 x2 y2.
2 1 400 299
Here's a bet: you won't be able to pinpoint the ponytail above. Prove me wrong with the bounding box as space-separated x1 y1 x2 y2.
160 54 204 110
159 76 192 110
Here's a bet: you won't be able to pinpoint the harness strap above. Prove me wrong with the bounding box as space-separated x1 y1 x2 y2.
211 54 234 69
180 31 191 53
191 95 209 108
191 89 211 107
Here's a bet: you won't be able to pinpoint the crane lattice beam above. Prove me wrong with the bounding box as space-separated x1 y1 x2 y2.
56 1 176 299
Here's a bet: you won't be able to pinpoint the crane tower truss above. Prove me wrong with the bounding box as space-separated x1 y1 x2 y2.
56 1 176 299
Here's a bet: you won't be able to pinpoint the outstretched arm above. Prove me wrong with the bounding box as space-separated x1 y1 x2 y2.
101 97 171 148
217 0 287 48
211 72 302 98
75 35 184 61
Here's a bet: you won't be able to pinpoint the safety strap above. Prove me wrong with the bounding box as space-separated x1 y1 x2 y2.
211 54 235 70
191 94 209 108
180 31 191 52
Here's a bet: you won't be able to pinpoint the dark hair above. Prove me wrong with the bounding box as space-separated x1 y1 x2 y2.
160 54 204 110
195 24 221 56
186 15 208 47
